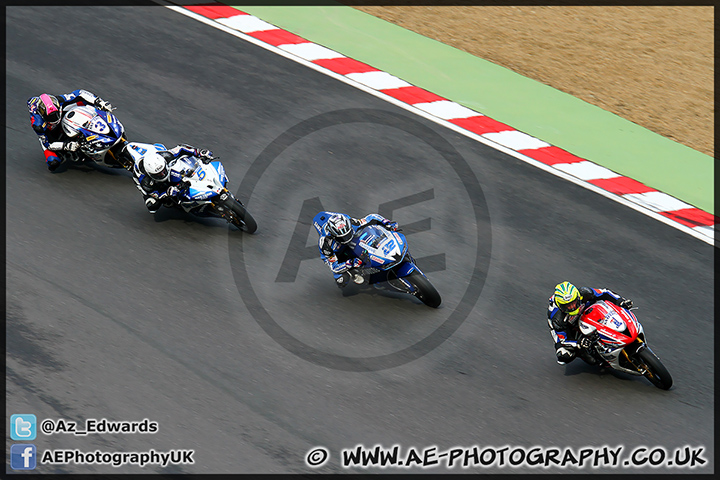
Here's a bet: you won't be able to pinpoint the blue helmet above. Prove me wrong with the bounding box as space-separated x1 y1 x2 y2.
327 214 353 244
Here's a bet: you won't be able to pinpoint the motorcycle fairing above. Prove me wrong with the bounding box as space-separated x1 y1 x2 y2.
352 225 409 271
581 301 639 346
61 105 123 160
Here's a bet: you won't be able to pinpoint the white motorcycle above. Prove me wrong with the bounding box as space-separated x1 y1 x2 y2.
57 104 132 169
126 142 257 233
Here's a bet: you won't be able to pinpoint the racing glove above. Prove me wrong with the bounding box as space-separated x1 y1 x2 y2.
346 258 363 269
94 98 114 112
167 185 182 198
619 298 633 310
383 220 399 231
579 331 599 349
333 258 362 274
198 149 214 164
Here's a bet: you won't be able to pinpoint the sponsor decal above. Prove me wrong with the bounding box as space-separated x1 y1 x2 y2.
369 255 385 264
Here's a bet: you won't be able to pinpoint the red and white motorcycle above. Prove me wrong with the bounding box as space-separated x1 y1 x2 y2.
578 300 673 390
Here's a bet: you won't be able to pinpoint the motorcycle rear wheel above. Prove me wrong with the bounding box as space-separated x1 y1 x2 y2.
228 198 257 233
636 348 673 390
405 271 441 308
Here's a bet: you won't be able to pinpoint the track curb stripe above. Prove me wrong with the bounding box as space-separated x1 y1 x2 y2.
179 2 716 244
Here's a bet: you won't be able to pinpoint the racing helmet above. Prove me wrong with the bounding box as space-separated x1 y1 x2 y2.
327 214 353 244
38 94 62 128
143 152 169 182
554 281 583 316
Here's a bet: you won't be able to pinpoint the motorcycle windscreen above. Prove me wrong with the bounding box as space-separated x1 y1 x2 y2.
354 226 407 269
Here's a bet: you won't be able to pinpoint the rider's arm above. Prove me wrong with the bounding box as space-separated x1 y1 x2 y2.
35 134 52 149
547 299 579 347
57 89 95 106
168 144 214 164
57 89 113 111
132 169 167 199
318 236 350 275
356 213 398 230
356 213 386 226
167 144 199 159
580 287 627 306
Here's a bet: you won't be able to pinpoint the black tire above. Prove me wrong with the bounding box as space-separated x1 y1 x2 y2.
636 347 673 390
228 199 257 233
405 271 441 308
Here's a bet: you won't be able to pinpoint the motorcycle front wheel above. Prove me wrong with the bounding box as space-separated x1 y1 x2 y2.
405 271 441 308
636 348 673 390
227 198 257 233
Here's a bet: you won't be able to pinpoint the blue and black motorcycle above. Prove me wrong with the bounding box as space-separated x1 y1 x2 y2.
313 212 441 307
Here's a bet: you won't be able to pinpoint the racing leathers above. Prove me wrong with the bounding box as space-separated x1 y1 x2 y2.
547 287 633 365
317 212 399 287
132 144 214 213
27 89 114 171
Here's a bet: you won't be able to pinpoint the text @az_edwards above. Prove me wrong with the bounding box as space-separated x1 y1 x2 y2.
40 418 158 435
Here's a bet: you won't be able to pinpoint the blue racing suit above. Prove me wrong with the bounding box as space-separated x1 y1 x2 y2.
27 89 112 170
547 286 632 365
314 212 398 287
131 144 213 213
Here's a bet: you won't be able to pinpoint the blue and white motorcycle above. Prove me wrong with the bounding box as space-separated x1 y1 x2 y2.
59 104 132 170
125 142 257 233
313 212 441 307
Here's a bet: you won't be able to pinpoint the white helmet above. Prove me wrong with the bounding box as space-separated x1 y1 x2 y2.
143 152 169 182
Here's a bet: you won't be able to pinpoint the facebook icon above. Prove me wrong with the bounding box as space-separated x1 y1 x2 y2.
11 444 37 470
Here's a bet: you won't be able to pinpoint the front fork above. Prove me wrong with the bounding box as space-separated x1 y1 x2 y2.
621 338 649 374
210 188 237 222
107 136 133 170
386 264 417 293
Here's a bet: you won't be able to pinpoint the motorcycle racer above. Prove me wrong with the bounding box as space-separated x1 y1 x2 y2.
27 89 114 171
316 212 399 288
131 143 214 214
548 281 633 365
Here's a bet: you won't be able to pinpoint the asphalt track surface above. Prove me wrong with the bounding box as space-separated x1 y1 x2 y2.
6 6 714 474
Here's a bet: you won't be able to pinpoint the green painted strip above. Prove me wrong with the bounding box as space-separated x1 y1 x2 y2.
236 4 713 214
